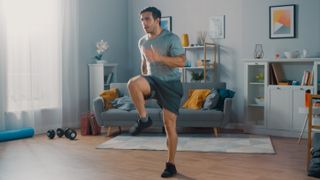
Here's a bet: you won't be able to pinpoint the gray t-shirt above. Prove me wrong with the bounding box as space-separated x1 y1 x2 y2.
138 30 185 81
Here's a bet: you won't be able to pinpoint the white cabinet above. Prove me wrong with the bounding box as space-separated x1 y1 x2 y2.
267 86 292 130
88 63 118 111
267 85 313 131
292 86 313 130
244 58 320 137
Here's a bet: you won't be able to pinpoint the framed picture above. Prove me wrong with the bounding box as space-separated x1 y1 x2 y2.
160 16 172 32
208 15 225 39
269 4 296 39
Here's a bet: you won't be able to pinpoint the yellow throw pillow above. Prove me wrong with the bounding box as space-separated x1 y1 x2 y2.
100 88 119 109
183 89 211 110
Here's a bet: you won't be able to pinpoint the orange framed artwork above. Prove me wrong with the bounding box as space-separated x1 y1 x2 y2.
269 4 296 39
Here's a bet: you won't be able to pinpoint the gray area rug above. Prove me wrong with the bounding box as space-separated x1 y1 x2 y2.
97 133 275 154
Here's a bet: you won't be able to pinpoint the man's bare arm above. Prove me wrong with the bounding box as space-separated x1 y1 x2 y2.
143 47 185 68
157 55 185 68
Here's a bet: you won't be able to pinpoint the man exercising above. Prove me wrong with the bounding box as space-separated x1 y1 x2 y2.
127 7 185 178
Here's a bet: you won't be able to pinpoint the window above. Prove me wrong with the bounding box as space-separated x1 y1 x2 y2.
3 0 61 111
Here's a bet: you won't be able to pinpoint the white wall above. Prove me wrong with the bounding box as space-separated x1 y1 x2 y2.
128 0 320 123
79 0 129 112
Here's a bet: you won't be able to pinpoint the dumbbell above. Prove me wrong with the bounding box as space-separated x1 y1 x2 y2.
47 128 64 139
64 128 77 140
47 128 77 140
47 129 55 139
56 128 65 138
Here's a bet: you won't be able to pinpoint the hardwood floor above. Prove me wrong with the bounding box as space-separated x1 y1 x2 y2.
0 131 318 180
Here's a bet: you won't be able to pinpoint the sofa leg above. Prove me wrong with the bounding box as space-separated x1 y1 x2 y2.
213 128 218 137
118 126 122 134
106 126 112 137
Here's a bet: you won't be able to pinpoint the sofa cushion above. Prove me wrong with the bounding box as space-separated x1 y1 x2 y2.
215 88 235 111
177 109 224 127
182 89 211 110
100 88 119 109
202 89 220 110
180 82 226 106
112 96 135 111
145 99 161 108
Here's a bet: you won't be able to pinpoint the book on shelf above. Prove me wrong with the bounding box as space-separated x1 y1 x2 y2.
301 70 313 86
269 64 277 85
104 72 113 85
271 63 285 85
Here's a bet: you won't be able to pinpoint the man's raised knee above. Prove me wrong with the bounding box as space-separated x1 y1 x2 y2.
127 77 139 91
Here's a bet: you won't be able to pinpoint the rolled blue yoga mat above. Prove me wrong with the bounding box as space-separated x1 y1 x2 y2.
0 128 35 142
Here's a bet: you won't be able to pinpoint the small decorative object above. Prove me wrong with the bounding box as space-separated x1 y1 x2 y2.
94 40 109 63
269 4 296 39
181 34 189 47
255 96 264 105
254 44 264 59
292 80 300 86
301 49 308 58
160 16 172 32
197 31 207 45
184 59 191 67
255 72 264 82
275 53 280 59
197 59 210 67
284 50 299 58
191 71 204 82
208 15 225 39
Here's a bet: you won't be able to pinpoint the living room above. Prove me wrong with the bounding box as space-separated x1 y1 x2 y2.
1 0 320 179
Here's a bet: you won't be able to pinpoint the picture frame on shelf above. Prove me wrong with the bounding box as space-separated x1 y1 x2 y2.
160 16 172 32
269 4 296 39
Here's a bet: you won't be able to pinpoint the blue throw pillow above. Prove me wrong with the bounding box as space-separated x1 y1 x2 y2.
202 89 220 110
214 88 235 111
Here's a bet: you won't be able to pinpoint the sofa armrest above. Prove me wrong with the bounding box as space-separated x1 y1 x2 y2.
222 98 232 126
93 96 105 126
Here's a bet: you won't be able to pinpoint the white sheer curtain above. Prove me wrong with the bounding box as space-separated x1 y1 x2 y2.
0 0 79 134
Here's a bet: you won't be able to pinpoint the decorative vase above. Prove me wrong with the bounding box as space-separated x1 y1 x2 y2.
181 34 189 47
96 60 106 64
254 44 264 59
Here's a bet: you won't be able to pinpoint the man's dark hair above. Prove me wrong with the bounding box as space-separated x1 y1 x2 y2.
140 7 162 25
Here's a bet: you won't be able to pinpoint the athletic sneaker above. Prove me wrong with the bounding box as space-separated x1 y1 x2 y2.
129 117 152 136
161 162 177 178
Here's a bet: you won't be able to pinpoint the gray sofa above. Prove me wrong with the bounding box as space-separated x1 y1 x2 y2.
93 82 232 136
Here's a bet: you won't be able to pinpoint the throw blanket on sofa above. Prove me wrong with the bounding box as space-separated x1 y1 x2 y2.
112 96 136 111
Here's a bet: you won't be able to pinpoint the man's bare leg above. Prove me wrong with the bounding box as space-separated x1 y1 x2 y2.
127 76 153 135
127 75 151 118
161 108 178 177
162 108 178 163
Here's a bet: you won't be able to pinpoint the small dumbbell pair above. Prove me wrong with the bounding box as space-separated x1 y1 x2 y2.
47 128 77 140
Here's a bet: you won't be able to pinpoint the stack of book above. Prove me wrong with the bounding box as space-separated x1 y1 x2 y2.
301 71 313 86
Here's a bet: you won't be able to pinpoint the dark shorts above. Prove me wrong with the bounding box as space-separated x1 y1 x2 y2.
142 75 183 116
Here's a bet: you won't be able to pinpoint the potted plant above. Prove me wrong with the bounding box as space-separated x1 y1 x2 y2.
94 40 109 64
191 71 204 82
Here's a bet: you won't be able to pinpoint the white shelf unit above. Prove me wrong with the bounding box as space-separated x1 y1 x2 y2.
244 58 320 137
314 61 320 94
88 63 118 111
181 44 217 82
244 62 268 127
